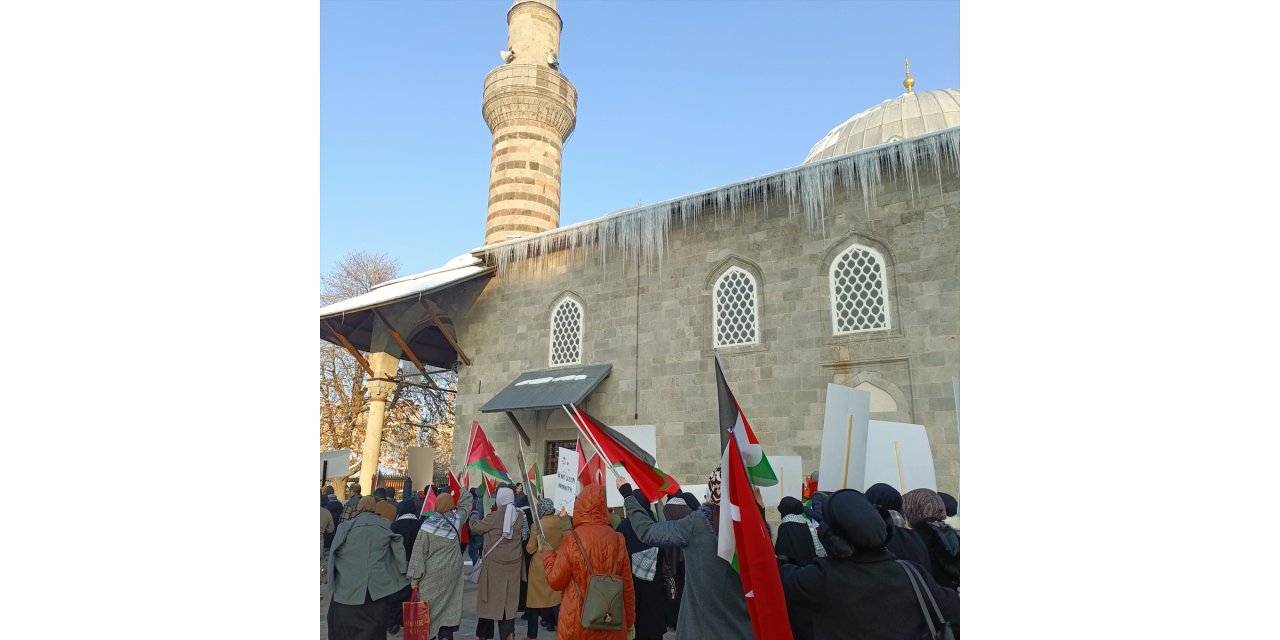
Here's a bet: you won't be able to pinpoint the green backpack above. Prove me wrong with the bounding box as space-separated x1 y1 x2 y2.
568 530 625 631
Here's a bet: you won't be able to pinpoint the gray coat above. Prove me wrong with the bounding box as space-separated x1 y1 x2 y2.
624 495 754 640
327 512 410 606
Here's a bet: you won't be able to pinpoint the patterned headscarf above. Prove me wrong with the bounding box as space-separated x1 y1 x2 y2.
537 498 555 518
901 488 947 527
704 466 723 506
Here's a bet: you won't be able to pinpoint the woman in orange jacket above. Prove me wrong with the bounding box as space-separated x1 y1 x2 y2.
541 484 636 640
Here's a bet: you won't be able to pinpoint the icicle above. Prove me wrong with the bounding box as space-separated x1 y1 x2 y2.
484 128 959 277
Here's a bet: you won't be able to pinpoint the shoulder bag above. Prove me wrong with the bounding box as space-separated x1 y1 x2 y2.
467 536 499 584
569 531 626 630
897 560 955 640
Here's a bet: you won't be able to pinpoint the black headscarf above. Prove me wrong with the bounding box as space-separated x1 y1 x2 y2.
395 498 417 517
778 496 806 517
818 490 893 557
864 483 904 512
938 492 958 517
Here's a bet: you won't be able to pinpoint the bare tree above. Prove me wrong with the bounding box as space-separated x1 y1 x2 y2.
320 251 458 488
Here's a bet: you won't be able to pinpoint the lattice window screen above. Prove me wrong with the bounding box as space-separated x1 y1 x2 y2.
714 267 759 347
831 245 889 333
549 298 583 365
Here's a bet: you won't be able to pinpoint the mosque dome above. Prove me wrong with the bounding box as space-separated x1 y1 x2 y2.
803 88 960 164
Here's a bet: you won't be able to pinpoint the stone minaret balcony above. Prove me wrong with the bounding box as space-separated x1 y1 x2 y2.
481 0 578 245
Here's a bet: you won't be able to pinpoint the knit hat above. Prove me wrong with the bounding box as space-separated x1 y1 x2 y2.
537 498 555 517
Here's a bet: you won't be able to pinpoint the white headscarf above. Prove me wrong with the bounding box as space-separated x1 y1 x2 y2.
496 487 520 539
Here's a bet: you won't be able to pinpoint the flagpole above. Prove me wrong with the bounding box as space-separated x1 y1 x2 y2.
514 441 546 541
562 404 625 483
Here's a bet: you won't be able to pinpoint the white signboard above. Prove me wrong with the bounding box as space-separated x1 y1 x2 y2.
320 449 351 481
406 447 434 490
554 447 579 515
862 420 937 492
758 455 803 509
605 426 657 508
542 475 558 500
818 384 871 491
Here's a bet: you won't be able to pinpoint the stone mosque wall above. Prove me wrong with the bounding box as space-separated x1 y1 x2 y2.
439 166 960 497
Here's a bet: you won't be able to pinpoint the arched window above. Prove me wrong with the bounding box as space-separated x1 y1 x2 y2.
830 244 890 334
713 266 759 347
549 297 583 365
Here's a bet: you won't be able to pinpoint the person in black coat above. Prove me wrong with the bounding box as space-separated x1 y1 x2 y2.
617 501 667 640
863 483 932 569
775 496 819 640
775 496 821 566
903 488 960 590
385 499 421 635
780 490 959 640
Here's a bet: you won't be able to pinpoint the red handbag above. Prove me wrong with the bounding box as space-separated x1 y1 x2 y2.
402 587 431 640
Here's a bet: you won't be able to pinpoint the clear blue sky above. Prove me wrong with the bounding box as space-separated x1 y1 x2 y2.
321 0 959 278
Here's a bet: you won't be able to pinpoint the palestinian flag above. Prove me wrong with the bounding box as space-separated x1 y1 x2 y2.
465 421 513 482
566 404 681 499
578 452 607 487
715 354 777 486
484 474 499 497
526 461 544 498
421 486 437 515
717 434 794 640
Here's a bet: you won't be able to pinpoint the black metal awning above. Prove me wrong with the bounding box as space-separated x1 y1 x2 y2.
480 364 613 413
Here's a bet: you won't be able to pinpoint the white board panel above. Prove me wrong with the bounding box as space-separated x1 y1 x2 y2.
758 455 803 509
818 384 871 491
554 448 579 515
320 449 351 481
862 420 937 492
406 447 434 490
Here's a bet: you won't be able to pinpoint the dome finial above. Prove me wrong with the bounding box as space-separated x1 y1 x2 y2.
903 58 915 94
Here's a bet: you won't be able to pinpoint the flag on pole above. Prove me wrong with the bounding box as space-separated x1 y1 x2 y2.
566 404 681 499
421 486 437 515
576 438 587 485
526 461 544 497
465 421 513 482
717 433 794 640
578 452 607 487
716 354 778 486
484 474 499 498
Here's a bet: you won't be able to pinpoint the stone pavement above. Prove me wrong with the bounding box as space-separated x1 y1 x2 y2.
321 561 676 640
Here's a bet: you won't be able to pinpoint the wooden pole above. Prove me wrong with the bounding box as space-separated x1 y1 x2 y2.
842 414 853 490
323 319 375 378
515 442 546 541
894 440 906 492
563 405 625 483
504 411 533 447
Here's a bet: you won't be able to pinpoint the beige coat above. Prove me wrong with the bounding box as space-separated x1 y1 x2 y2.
469 507 527 619
524 515 564 608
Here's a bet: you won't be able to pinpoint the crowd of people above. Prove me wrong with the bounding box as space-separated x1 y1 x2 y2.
320 469 960 640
